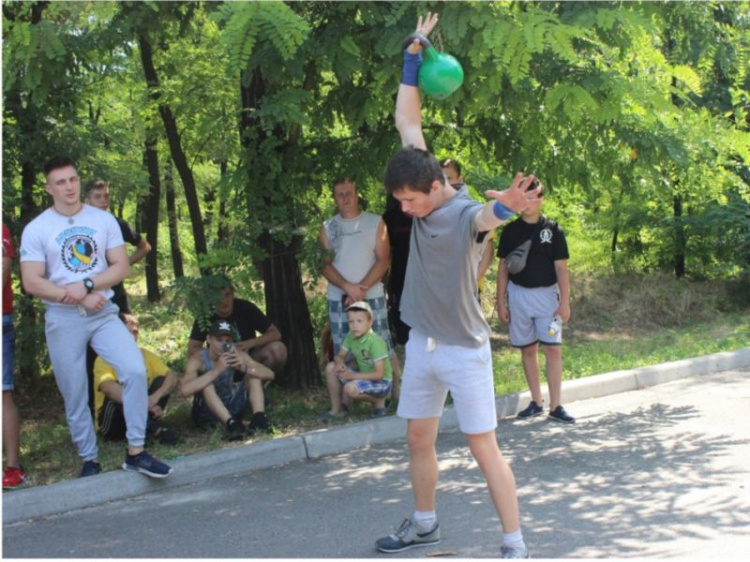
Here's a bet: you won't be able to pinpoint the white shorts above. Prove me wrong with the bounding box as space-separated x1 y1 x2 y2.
397 329 497 435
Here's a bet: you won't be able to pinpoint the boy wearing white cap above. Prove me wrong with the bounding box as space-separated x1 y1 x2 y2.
320 301 393 422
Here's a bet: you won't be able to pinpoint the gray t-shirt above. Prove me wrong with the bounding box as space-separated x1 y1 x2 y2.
324 211 385 300
400 190 490 348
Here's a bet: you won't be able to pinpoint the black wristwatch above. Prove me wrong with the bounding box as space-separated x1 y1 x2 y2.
83 277 95 293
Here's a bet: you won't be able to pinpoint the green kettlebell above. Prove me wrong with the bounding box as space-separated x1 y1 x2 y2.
402 33 464 100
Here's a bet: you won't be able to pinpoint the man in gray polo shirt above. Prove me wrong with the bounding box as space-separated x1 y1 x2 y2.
374 13 541 560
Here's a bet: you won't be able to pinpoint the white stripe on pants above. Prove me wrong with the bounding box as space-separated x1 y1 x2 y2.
45 301 147 460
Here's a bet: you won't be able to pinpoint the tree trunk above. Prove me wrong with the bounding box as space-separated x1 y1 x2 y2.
259 232 318 388
217 159 229 243
142 135 162 301
239 68 321 389
165 161 185 279
673 191 686 278
137 29 208 272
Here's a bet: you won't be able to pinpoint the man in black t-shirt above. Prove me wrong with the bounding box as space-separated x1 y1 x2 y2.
186 278 287 377
496 185 575 424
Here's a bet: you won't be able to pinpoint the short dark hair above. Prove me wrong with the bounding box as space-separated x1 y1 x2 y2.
440 158 461 177
43 155 76 178
384 146 443 195
84 179 109 196
332 177 356 193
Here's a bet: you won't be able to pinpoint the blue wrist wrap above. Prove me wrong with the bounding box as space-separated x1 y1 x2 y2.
401 52 422 87
493 201 515 221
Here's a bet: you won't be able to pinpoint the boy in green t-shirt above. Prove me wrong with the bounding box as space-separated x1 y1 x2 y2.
320 301 393 422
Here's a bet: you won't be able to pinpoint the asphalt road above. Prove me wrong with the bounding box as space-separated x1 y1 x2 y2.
3 368 749 559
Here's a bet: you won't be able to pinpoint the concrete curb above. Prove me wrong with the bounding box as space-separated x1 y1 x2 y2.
3 347 749 524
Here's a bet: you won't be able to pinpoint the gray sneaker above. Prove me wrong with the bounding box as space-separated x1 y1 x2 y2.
501 544 530 558
376 518 441 553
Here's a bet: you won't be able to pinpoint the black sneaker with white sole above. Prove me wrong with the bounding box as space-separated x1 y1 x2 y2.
517 400 544 419
376 518 440 553
548 405 576 424
122 451 173 478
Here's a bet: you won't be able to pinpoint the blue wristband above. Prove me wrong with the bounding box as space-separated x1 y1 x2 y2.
401 51 422 87
493 201 515 221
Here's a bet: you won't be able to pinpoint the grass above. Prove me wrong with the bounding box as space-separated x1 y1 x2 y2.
8 273 750 489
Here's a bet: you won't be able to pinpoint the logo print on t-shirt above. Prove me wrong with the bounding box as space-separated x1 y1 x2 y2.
61 233 99 273
540 228 553 244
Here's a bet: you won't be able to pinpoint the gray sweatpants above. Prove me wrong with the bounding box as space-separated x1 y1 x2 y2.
45 301 147 461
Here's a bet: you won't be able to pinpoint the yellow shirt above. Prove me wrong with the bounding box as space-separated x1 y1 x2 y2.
93 348 169 429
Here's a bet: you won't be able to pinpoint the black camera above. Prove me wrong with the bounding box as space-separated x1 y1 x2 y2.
222 341 234 354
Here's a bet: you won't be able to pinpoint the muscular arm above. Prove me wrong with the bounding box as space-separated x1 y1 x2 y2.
554 259 571 322
129 239 151 266
20 261 68 302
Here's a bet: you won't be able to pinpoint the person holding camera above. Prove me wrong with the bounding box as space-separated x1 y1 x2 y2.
496 182 574 424
182 320 275 441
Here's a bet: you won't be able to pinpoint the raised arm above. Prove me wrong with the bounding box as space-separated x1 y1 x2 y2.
395 12 439 150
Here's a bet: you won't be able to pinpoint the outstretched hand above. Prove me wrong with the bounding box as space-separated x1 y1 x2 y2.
485 173 543 214
406 12 439 54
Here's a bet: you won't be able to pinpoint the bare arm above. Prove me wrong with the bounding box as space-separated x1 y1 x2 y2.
319 225 365 302
180 353 226 398
475 174 543 233
349 358 387 382
236 324 283 354
477 235 495 281
187 339 204 359
395 13 439 150
3 255 12 291
554 259 571 322
357 220 391 291
99 380 124 403
496 258 510 323
21 261 69 302
129 239 151 266
148 369 179 408
59 244 132 303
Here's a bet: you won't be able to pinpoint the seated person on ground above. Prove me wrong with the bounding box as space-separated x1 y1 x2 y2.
320 301 393 422
182 320 275 441
186 276 287 377
93 313 180 445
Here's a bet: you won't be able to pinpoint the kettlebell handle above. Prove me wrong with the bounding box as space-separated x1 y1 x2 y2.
401 33 433 52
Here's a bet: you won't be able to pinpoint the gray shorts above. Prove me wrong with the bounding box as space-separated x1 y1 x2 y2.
507 282 561 347
397 329 497 435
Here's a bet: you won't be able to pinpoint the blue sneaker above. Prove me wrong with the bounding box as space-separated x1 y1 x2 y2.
122 451 173 479
376 518 440 553
548 405 576 424
78 460 101 478
517 400 544 419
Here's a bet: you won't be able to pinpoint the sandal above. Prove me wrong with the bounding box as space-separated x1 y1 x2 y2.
372 407 388 418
